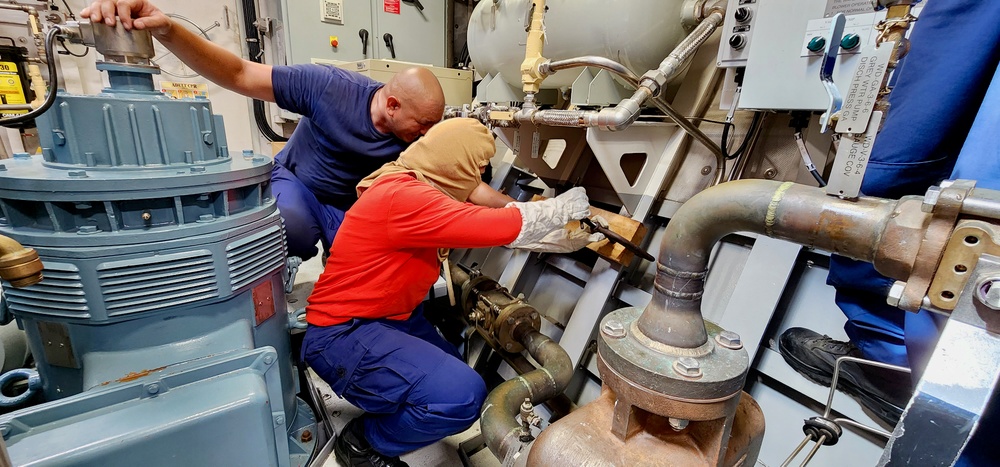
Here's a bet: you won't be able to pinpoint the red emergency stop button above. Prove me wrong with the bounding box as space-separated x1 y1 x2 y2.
330 36 339 48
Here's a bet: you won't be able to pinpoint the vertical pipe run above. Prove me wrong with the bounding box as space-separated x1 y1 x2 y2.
520 0 548 96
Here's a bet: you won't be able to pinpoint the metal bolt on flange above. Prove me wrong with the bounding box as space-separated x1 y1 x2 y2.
275 415 285 426
601 319 626 339
975 278 1000 310
887 280 906 307
668 418 689 431
715 330 743 350
263 355 274 365
300 430 313 443
673 357 702 378
922 185 942 212
146 383 160 394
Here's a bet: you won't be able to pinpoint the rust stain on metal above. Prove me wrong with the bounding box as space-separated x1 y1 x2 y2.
117 365 168 383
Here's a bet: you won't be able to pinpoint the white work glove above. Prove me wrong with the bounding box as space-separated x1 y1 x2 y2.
506 187 595 250
516 225 606 253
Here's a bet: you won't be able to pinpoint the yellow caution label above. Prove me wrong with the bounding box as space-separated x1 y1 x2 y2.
160 81 209 99
0 61 27 115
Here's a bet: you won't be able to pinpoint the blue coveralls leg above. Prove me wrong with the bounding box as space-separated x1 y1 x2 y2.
301 304 487 457
824 1 1000 463
826 0 1000 370
271 163 347 260
936 60 1000 467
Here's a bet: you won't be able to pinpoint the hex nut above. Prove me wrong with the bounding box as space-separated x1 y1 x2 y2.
887 281 906 308
673 357 702 378
715 330 743 350
922 186 942 213
602 319 626 339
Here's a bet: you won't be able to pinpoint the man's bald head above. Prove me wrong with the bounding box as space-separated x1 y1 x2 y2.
374 67 446 142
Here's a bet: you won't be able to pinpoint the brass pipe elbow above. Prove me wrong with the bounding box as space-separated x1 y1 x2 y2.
0 235 42 288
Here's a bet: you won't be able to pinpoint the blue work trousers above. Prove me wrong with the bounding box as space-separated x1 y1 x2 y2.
825 0 1000 463
301 305 487 457
827 0 1000 372
272 163 347 260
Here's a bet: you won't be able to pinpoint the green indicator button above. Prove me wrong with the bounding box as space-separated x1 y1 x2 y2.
807 36 826 53
841 33 861 50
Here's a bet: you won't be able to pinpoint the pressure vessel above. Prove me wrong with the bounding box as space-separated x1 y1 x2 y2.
467 0 688 89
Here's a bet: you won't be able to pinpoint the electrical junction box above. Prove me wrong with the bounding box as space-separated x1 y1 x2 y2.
282 0 446 66
739 0 921 112
717 0 760 68
321 0 344 24
312 58 474 106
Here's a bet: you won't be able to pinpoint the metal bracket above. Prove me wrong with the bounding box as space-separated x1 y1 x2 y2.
819 13 847 133
897 180 975 312
881 254 1000 465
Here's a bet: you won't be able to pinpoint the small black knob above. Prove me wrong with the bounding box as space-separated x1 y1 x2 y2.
383 33 396 59
359 29 369 56
729 34 746 50
734 7 752 23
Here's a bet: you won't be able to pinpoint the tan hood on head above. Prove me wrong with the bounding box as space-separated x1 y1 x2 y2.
357 118 495 202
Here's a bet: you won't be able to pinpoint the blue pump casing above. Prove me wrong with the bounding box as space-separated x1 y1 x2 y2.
0 65 315 466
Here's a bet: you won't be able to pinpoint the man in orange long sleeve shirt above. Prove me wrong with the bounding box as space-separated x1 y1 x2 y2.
302 119 600 467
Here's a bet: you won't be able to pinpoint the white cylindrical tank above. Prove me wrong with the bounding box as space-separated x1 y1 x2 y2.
468 0 688 89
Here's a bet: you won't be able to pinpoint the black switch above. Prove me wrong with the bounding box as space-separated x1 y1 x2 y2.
383 33 396 59
734 7 752 23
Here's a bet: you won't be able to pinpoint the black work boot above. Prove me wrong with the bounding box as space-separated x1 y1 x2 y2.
778 327 913 427
334 418 409 467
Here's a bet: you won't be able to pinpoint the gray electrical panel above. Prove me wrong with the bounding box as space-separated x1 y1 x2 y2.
281 0 447 67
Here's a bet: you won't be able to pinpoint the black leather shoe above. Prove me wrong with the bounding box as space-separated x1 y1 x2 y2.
334 418 409 467
778 327 913 427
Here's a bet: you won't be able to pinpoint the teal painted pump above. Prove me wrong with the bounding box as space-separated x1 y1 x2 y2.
0 21 317 466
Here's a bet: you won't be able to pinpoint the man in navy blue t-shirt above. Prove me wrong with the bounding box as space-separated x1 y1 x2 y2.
85 0 515 260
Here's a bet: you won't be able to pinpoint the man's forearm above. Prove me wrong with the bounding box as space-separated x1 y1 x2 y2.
153 20 275 102
469 181 515 208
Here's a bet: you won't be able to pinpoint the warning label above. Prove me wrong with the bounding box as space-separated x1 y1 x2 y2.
0 61 27 115
160 81 209 99
384 0 400 14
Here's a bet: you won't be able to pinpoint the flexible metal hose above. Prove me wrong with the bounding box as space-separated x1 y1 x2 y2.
0 27 60 127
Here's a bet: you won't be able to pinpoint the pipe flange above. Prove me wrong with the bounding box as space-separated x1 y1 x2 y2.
495 302 540 353
597 307 749 401
0 247 43 288
460 274 497 315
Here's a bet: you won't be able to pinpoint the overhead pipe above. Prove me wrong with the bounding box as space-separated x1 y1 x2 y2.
640 180 930 348
539 56 640 87
0 234 43 288
514 7 727 176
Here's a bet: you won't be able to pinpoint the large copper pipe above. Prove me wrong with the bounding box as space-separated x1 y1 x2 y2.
449 265 576 459
480 328 573 462
0 235 42 288
641 180 928 348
